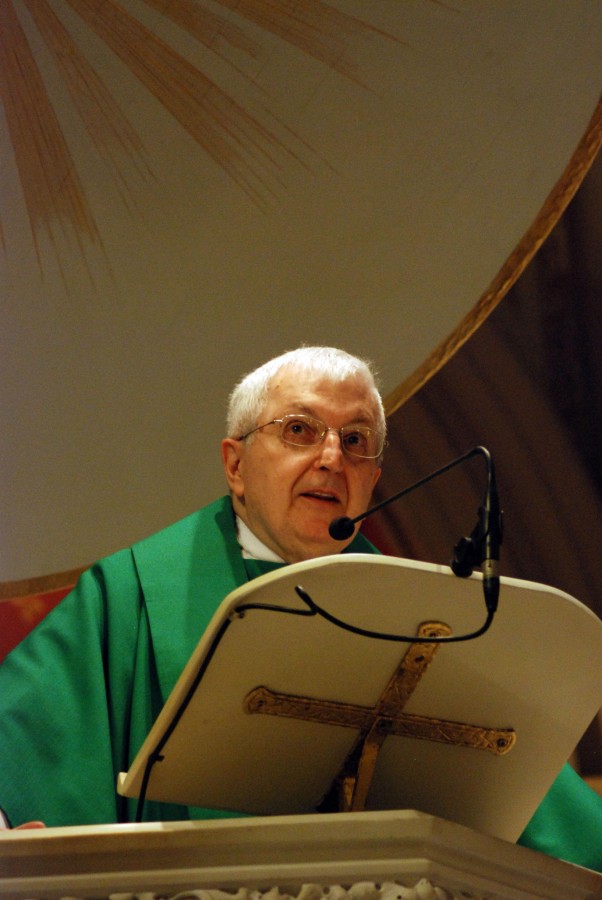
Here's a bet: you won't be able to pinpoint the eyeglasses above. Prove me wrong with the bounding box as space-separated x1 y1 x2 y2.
237 413 386 460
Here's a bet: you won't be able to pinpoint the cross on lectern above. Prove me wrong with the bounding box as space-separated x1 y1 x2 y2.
244 620 516 812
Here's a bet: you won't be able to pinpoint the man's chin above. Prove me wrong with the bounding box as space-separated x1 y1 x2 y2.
285 531 353 563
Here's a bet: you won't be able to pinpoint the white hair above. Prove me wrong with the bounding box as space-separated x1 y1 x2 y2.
226 346 386 442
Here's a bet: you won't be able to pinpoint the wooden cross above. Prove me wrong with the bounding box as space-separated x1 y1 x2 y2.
244 620 516 812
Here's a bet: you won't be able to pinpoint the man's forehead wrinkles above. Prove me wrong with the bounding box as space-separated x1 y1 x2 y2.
282 401 375 426
265 373 378 425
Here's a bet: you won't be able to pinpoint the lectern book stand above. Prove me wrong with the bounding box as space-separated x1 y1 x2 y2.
118 554 602 842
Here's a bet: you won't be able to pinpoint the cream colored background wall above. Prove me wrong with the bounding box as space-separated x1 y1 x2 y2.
1 2 601 579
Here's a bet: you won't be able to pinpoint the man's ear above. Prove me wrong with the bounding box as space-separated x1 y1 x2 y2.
221 438 245 498
371 465 382 492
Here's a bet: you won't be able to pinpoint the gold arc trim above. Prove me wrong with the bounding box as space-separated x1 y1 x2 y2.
384 96 602 416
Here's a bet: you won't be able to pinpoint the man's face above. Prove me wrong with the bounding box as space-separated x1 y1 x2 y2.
222 366 382 563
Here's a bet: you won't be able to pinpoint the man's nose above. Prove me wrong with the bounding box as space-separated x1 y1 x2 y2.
315 429 345 470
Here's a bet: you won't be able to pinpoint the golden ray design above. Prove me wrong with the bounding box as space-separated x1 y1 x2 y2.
23 0 153 202
0 0 100 258
140 0 261 63
65 0 312 204
214 0 403 82
0 0 404 274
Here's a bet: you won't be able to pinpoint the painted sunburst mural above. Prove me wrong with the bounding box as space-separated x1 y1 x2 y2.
0 0 600 579
0 0 403 276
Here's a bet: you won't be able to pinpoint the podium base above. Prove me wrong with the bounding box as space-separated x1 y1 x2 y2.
1 810 600 899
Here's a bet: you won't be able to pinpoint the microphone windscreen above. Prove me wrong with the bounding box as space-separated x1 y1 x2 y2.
328 516 355 541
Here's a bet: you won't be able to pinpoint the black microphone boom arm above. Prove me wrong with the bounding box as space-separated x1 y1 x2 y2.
329 445 503 620
330 446 491 540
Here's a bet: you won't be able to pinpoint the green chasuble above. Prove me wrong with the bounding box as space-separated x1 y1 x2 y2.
0 496 376 827
0 495 601 872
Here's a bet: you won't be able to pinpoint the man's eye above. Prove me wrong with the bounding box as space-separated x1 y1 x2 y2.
284 419 317 442
344 431 364 446
343 429 371 454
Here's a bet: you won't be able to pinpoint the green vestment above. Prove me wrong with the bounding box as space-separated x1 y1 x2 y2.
0 496 600 871
0 496 376 827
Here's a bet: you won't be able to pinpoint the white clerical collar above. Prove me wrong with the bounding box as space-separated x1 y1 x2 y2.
236 515 285 562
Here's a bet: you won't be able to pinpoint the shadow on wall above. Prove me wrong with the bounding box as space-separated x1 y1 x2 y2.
366 152 602 785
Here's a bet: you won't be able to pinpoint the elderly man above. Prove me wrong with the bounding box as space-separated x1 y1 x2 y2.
222 346 383 563
0 346 600 872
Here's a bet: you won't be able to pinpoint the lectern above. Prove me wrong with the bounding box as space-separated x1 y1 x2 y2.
118 556 602 844
3 556 601 898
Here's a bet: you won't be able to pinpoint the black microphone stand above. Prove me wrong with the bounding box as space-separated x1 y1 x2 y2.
328 445 503 641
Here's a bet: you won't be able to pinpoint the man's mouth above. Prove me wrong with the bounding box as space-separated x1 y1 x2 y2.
301 490 340 504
